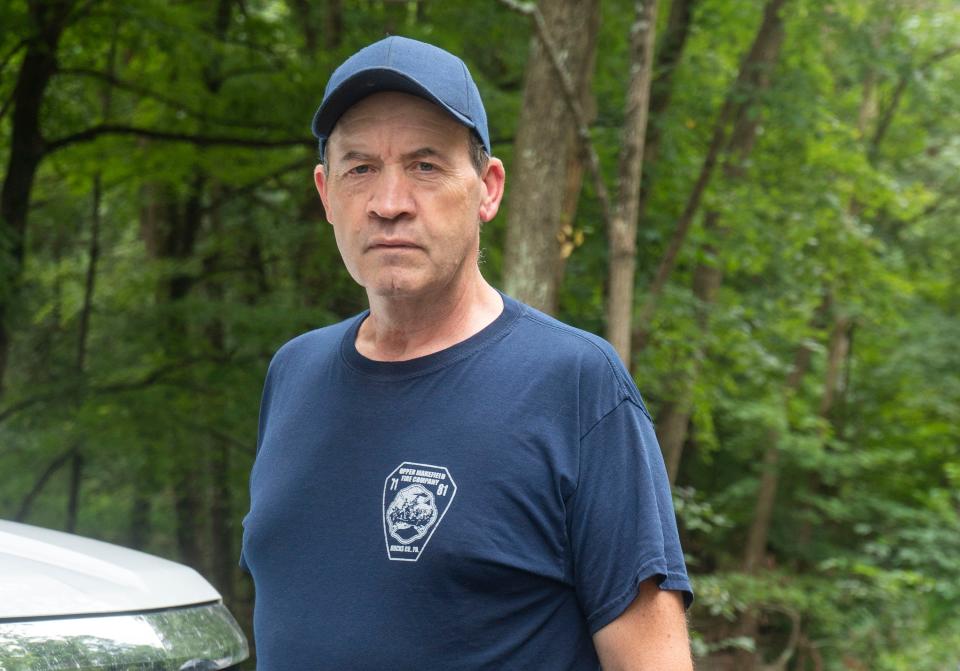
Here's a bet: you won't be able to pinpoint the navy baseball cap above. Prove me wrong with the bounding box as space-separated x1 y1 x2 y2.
311 36 491 160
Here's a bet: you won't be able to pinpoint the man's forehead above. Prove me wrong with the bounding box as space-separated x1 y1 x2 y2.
336 92 462 131
329 92 470 152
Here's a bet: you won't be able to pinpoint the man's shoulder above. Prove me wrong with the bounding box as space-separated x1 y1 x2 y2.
512 301 616 358
503 296 647 415
267 313 362 377
508 298 623 374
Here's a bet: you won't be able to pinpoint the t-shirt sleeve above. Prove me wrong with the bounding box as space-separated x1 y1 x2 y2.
567 397 693 634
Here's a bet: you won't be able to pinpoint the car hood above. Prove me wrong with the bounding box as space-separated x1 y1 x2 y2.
0 520 221 619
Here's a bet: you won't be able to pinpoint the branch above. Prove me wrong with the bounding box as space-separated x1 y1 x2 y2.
44 124 313 154
0 355 239 425
643 0 699 170
57 67 291 132
758 605 802 671
219 64 279 80
0 90 14 123
15 446 77 522
64 0 101 29
92 355 236 395
202 156 315 213
0 38 27 74
922 43 960 69
0 39 29 123
497 0 613 225
871 44 960 158
207 32 286 62
0 390 68 425
906 192 959 224
180 418 253 454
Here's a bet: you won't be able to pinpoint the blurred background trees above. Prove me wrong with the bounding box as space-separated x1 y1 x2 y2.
1 0 958 668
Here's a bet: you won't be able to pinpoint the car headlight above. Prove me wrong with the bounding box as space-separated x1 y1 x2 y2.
0 602 248 670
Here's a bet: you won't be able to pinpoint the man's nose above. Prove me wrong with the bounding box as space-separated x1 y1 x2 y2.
367 168 414 221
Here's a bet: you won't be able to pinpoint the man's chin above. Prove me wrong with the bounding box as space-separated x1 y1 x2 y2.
365 276 428 299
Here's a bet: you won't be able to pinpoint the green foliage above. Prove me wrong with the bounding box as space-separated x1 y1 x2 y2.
1 0 958 669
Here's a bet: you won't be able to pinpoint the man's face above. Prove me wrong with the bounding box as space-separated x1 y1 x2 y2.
314 92 504 300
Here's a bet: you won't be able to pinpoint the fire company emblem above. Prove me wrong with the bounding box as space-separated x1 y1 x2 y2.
382 462 456 562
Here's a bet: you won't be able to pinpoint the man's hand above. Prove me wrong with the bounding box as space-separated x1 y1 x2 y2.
592 578 693 671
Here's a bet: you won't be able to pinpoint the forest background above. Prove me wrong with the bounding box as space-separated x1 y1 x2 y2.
1 0 958 669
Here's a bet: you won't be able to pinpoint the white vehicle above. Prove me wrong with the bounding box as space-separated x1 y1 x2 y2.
0 520 249 670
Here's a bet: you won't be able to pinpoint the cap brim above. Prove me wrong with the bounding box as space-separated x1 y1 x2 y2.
311 68 476 142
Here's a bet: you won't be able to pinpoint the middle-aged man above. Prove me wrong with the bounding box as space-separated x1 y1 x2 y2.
241 36 694 670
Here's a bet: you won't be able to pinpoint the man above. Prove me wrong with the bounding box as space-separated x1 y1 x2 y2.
241 36 693 670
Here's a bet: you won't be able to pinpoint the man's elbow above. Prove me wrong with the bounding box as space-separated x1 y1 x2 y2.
592 579 694 671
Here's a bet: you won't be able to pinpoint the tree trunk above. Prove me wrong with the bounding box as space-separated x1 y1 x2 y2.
819 313 852 419
795 306 853 555
76 175 102 372
648 0 699 148
325 0 343 50
210 436 235 602
657 394 694 484
61 172 105 533
171 180 206 571
554 8 603 287
0 1 73 396
503 0 600 314
173 456 205 570
204 186 235 603
742 435 783 575
554 147 588 286
605 0 660 364
129 459 154 550
290 0 318 53
141 175 207 569
66 448 83 533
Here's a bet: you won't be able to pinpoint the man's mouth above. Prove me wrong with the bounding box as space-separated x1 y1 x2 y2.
369 239 420 250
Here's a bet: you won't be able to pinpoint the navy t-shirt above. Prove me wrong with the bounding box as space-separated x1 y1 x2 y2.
241 294 692 670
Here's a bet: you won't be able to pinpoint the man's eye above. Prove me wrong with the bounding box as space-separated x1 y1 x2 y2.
417 162 435 172
348 165 371 175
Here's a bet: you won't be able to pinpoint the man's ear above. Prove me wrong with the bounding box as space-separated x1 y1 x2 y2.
314 164 332 221
478 157 506 223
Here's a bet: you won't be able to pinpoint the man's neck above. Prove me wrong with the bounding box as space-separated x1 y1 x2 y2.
357 277 503 362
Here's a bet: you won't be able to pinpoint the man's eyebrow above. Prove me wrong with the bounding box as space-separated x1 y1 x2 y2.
338 150 375 163
403 147 444 161
335 147 447 165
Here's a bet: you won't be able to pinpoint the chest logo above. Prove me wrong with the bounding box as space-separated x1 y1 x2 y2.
383 462 457 562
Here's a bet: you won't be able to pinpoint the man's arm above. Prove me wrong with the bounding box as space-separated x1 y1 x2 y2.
592 578 694 671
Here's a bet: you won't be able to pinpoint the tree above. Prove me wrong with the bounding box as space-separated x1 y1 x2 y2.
501 0 600 314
